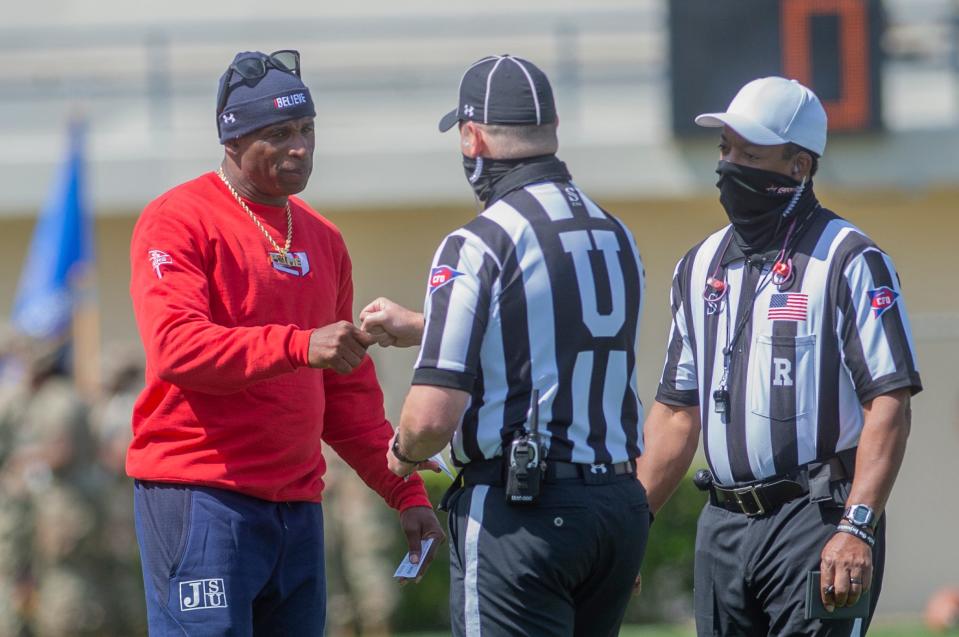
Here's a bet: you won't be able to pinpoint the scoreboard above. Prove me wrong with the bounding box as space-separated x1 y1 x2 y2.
670 0 884 136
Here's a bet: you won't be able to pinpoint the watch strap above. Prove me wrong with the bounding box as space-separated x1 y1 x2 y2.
391 437 431 465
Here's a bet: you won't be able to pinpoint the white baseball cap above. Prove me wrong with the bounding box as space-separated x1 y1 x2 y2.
695 76 827 156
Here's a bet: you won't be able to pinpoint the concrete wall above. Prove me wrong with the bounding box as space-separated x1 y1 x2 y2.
0 186 956 615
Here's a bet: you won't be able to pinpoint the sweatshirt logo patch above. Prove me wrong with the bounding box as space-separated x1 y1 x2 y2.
270 251 311 277
149 249 173 279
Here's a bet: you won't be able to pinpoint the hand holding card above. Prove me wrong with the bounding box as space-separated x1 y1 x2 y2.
394 538 435 583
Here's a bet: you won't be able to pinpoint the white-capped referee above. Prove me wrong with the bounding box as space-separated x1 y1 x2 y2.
637 77 922 637
361 55 649 636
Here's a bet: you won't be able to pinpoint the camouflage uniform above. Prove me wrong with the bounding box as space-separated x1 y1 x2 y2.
14 375 107 637
0 330 35 637
323 452 398 637
0 388 33 637
89 348 147 637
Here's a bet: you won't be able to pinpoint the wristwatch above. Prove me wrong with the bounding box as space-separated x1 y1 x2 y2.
843 504 878 531
391 436 430 465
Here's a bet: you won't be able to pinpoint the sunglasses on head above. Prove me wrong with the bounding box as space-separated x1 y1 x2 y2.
216 49 301 118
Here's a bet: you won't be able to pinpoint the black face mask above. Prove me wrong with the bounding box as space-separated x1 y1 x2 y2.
716 160 806 250
462 155 526 205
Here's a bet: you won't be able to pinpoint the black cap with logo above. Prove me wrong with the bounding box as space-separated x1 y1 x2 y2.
438 54 557 132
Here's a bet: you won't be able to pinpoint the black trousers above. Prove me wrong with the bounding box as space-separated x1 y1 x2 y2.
694 488 886 637
447 475 649 637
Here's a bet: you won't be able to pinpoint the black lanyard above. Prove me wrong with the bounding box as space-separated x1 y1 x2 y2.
714 258 775 414
712 206 821 415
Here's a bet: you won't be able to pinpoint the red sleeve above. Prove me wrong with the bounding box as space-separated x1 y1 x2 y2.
130 199 313 395
320 242 431 512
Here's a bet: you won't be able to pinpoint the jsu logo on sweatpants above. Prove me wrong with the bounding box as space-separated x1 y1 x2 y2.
179 578 228 611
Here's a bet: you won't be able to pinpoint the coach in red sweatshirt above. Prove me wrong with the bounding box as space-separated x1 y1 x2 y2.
126 50 441 636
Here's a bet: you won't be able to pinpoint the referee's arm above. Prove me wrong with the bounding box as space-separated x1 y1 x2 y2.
638 258 702 513
820 388 911 611
821 248 921 611
387 385 470 478
636 401 701 514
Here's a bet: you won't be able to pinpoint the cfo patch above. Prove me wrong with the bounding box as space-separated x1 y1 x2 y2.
868 286 899 318
428 265 464 293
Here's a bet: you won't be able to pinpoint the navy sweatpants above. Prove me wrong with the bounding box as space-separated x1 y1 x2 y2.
134 480 326 636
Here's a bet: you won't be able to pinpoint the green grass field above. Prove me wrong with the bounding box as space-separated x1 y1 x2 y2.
401 619 941 637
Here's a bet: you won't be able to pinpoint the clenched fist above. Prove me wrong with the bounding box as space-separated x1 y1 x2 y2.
308 321 377 374
359 297 424 348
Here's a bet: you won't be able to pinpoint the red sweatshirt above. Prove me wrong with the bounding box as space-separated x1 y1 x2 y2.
126 172 429 509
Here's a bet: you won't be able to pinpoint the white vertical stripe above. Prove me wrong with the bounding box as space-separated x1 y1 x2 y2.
706 251 741 485
603 350 630 462
844 248 898 380
849 617 863 637
576 187 608 220
436 245 483 373
632 363 644 454
483 57 506 124
685 228 735 484
835 306 866 451
570 351 593 463
483 202 558 443
471 278 508 459
670 301 698 391
506 56 541 125
609 213 646 460
793 219 855 465
525 183 573 220
415 239 453 370
882 251 920 373
456 56 498 115
431 228 502 375
464 485 488 637
661 257 697 391
743 267 775 480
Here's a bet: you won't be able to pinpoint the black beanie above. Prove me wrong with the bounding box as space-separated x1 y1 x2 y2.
217 51 316 144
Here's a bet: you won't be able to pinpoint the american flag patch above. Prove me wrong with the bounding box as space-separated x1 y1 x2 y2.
768 293 808 321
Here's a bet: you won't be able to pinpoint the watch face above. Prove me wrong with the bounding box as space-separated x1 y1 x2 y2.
848 505 873 525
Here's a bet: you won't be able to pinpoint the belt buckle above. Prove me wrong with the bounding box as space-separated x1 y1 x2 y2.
733 485 766 517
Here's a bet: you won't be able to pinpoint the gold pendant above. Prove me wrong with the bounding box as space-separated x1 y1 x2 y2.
270 251 301 268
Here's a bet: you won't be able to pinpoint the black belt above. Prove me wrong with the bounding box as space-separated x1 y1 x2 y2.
461 458 635 487
706 448 856 517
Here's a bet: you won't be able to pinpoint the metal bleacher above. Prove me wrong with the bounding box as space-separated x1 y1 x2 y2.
0 0 955 215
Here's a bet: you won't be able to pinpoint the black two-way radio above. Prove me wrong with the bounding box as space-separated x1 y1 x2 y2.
505 389 545 505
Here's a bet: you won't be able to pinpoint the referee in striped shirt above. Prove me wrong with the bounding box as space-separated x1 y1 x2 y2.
361 55 649 636
636 77 922 636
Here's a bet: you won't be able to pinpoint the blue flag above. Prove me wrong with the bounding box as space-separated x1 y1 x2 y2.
11 122 93 339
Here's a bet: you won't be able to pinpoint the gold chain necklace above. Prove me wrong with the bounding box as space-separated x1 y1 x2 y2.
217 167 293 256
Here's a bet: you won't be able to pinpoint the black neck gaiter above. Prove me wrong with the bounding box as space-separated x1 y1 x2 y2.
463 154 571 208
463 156 523 205
716 160 812 252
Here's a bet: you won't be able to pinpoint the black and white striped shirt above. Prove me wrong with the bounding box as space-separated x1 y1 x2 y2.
657 208 922 485
413 177 645 466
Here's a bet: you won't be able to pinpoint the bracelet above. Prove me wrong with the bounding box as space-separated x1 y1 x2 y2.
836 523 876 549
391 436 430 465
842 515 878 533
